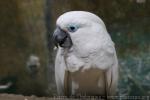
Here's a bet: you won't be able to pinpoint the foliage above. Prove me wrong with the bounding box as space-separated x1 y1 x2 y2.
118 50 150 96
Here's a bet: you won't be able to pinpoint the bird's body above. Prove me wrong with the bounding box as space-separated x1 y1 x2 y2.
53 11 118 96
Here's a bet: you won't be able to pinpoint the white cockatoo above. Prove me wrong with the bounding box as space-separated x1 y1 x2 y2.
53 11 118 97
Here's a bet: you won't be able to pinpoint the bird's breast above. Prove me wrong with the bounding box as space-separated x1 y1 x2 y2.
64 67 106 96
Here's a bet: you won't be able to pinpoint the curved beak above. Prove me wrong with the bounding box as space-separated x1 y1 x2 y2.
53 27 72 48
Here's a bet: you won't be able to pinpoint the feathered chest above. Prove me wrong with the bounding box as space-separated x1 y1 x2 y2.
64 67 106 96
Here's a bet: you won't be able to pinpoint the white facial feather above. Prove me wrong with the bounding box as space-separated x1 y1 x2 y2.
57 11 106 30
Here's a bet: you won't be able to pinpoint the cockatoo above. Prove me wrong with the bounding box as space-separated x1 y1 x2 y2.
53 11 118 97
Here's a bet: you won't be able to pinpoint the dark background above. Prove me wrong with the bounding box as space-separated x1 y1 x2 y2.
0 0 149 96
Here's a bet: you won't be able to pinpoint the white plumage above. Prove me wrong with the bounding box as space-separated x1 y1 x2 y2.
54 11 118 96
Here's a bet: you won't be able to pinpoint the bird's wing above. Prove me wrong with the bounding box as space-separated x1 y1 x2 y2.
93 42 118 95
105 45 118 96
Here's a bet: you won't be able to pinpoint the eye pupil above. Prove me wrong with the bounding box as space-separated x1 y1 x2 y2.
68 25 78 32
70 26 75 31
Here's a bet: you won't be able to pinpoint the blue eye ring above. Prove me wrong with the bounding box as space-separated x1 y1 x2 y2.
67 25 78 32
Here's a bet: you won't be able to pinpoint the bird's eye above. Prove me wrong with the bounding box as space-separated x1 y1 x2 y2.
67 25 78 32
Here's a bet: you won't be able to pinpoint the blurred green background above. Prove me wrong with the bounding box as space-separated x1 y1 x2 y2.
0 0 149 97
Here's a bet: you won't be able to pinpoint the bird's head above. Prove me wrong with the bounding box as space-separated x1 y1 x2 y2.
53 11 107 49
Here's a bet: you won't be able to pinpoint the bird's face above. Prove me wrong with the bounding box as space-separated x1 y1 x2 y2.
53 11 106 49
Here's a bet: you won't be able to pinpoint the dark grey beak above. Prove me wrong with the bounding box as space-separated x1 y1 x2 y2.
53 27 72 48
